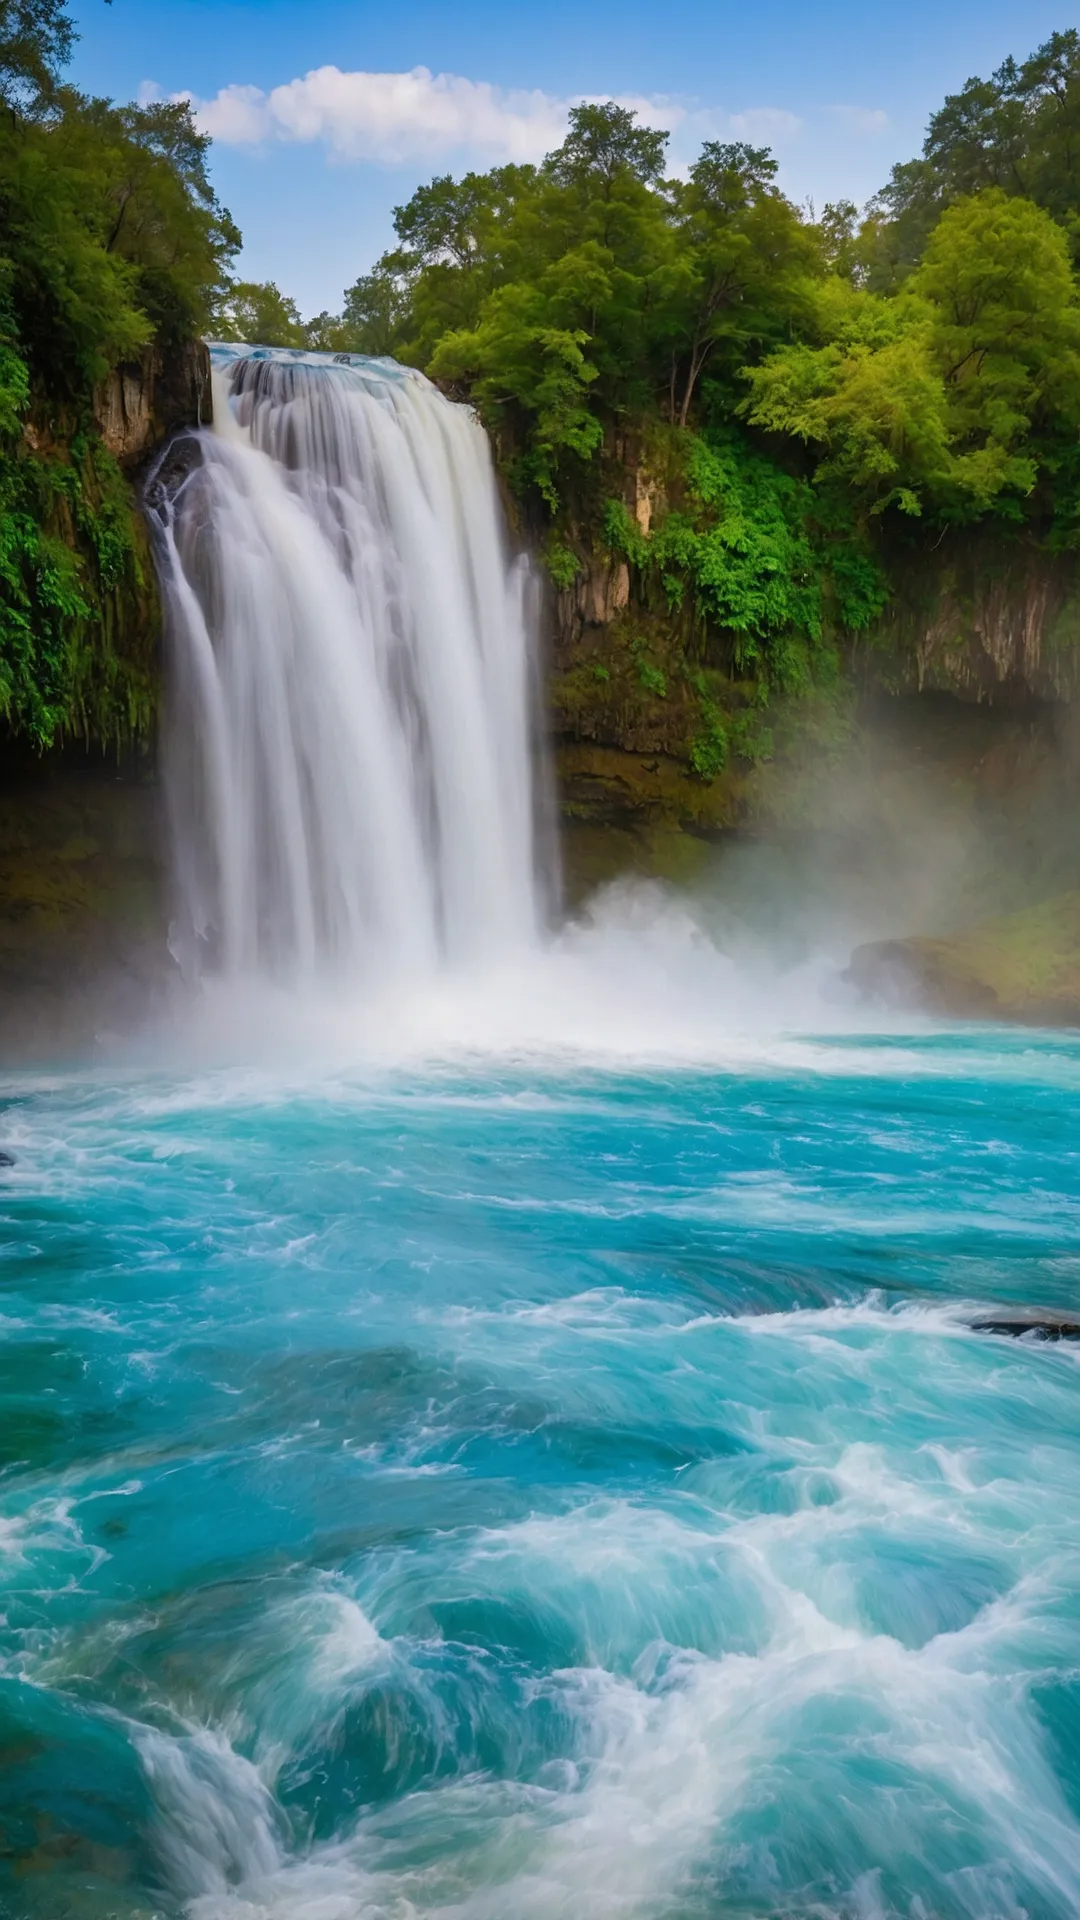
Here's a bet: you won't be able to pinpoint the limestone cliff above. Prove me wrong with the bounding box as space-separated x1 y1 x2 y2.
93 339 213 471
855 533 1080 709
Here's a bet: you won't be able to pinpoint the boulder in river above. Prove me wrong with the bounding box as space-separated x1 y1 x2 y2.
847 890 1080 1027
970 1316 1080 1341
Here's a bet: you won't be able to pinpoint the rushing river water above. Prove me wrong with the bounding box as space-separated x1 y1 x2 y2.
2 1000 1080 1919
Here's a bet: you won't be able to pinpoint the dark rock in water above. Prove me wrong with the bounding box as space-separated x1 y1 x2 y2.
0 1151 14 1168
971 1316 1080 1342
142 431 204 524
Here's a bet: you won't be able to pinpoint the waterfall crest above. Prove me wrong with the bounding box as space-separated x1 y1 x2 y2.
152 347 546 984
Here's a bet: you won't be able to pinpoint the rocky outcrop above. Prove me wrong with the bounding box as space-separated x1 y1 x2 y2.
857 534 1080 708
93 339 212 470
847 892 1080 1028
549 518 1080 834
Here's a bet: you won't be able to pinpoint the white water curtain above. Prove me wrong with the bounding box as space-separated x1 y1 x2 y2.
155 348 546 985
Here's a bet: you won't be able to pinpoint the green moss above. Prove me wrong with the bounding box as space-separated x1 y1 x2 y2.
689 717 728 780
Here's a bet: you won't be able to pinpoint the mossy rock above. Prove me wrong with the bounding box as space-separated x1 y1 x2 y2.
848 891 1080 1026
556 740 744 831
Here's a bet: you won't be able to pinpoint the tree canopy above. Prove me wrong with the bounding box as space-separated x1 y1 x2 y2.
0 0 239 746
296 50 1080 569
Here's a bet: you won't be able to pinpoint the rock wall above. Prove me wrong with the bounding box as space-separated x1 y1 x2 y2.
549 526 1080 840
93 339 213 471
0 341 212 1061
857 533 1080 708
0 748 167 1063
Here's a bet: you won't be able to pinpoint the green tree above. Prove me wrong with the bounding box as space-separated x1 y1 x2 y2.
0 0 245 748
546 101 669 190
744 190 1080 520
662 142 818 425
56 96 239 345
0 0 76 110
742 281 951 514
430 280 601 506
914 188 1080 498
322 267 408 355
877 30 1080 270
216 280 306 348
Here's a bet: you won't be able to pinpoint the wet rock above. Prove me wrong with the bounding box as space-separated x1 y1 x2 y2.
970 1317 1080 1342
142 431 204 525
0 1151 15 1167
93 340 212 470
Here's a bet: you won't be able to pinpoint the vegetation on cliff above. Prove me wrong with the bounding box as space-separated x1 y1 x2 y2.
7 7 1080 782
237 29 1080 805
0 0 237 746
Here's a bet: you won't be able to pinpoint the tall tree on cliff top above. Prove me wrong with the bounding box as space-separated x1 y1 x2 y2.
662 142 817 426
416 105 682 501
878 30 1080 270
0 0 77 110
0 0 239 390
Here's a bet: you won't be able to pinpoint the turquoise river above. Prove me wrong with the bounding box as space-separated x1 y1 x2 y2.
1 1002 1079 1919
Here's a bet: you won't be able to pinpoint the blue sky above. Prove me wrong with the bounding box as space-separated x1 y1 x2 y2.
70 0 1075 317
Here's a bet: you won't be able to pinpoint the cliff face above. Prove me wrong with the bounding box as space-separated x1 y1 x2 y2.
93 339 212 471
5 340 213 752
549 524 1080 842
0 343 211 1059
858 533 1080 709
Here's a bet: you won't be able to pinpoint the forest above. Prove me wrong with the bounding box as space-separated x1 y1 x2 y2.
4 0 1080 755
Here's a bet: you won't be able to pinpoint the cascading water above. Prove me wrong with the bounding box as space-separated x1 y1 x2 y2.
150 347 546 985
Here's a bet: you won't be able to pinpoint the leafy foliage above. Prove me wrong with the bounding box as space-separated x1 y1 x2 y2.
0 0 237 746
293 53 1080 778
607 431 879 694
0 395 154 746
215 280 306 349
743 194 1080 524
0 0 74 110
877 31 1080 272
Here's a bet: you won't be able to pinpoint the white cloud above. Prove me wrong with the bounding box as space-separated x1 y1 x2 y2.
727 107 803 144
194 83 270 147
189 66 573 165
159 63 802 172
828 105 890 135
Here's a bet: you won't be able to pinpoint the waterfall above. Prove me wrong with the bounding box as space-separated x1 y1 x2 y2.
150 347 548 985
